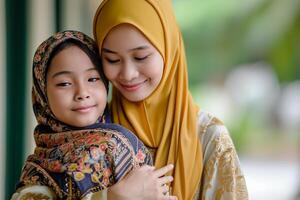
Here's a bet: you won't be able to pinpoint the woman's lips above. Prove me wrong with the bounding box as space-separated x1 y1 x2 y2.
120 80 147 91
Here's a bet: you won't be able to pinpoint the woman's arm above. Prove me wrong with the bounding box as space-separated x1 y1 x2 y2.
197 111 248 200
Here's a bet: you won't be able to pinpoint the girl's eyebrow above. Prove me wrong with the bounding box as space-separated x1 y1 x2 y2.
102 45 149 54
51 70 71 78
51 67 97 78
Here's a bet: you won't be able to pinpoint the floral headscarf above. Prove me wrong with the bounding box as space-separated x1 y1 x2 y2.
18 31 152 198
32 30 109 132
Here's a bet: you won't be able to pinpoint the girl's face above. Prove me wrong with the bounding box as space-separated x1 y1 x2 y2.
46 45 107 127
102 24 164 102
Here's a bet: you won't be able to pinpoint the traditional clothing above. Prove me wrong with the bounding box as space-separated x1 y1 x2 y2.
11 30 152 200
93 1 248 199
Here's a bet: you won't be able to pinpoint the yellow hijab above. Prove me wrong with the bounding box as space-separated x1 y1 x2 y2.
93 0 202 199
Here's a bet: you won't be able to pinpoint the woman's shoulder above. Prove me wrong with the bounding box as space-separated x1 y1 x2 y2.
195 110 249 199
196 110 235 163
197 110 229 141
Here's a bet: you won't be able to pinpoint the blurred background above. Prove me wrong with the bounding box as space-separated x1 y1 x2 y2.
1 0 299 199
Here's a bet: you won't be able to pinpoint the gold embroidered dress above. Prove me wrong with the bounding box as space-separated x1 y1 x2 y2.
195 111 248 200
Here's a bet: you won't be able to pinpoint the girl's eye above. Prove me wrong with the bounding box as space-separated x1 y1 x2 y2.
105 57 120 64
88 77 101 82
56 82 71 87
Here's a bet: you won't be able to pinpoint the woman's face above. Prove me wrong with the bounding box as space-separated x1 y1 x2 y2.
101 24 164 102
46 45 107 127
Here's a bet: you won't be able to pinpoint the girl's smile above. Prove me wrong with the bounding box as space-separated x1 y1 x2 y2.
71 104 97 113
47 45 107 127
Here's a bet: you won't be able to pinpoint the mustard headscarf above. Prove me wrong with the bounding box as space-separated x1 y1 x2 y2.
93 1 202 199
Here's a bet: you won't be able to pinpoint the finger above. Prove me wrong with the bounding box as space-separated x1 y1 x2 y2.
153 164 174 177
158 176 173 185
140 165 155 171
161 184 169 194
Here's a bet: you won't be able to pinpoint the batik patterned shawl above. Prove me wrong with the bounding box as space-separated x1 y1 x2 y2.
18 30 152 199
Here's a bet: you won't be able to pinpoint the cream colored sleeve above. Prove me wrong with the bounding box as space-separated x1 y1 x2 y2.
10 185 56 200
197 111 248 200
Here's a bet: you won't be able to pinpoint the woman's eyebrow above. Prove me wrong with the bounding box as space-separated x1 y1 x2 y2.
129 45 149 51
102 48 117 54
102 45 149 54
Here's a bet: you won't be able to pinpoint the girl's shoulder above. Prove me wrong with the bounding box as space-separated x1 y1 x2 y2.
97 123 148 154
95 123 153 166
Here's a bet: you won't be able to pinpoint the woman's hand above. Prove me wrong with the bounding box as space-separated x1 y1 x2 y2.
107 164 178 200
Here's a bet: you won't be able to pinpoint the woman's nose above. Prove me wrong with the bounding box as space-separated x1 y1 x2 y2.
119 60 138 81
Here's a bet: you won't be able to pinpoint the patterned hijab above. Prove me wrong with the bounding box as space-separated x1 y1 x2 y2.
19 31 152 198
93 1 203 199
32 30 109 132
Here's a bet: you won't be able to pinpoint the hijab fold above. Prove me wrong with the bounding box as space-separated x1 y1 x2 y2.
94 1 203 199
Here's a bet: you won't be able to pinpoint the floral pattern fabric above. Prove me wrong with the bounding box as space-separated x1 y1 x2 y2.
12 111 248 200
19 125 152 199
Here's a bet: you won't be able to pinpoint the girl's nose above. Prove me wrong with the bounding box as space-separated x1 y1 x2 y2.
75 94 90 101
75 84 90 101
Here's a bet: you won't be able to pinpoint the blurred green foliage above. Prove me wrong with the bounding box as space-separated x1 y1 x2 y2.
174 0 300 153
174 0 300 85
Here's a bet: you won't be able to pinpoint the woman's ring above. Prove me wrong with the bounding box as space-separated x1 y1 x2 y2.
162 184 169 196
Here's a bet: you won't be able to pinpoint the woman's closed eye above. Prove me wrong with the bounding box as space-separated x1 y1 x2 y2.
134 55 149 61
105 57 120 64
134 54 150 61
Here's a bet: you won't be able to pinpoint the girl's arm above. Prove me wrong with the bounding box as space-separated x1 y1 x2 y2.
11 185 56 200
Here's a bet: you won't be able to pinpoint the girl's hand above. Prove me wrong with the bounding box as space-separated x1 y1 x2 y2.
108 164 178 200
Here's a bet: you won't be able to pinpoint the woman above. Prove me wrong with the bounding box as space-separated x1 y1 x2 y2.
93 0 248 199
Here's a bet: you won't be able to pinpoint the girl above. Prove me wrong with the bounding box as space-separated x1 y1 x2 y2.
11 30 168 199
93 0 249 199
